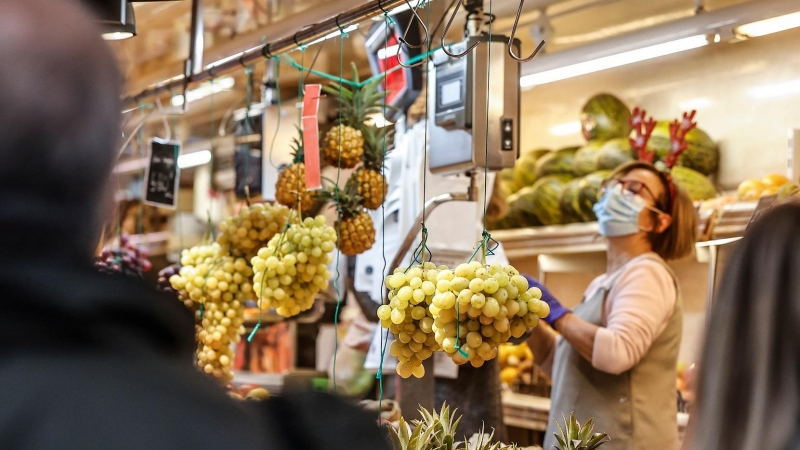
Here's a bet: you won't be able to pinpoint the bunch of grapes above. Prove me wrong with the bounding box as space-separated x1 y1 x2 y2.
378 262 443 379
168 243 223 309
168 243 253 383
157 264 181 294
431 261 549 367
217 202 291 260
251 215 336 318
95 234 153 276
194 255 252 383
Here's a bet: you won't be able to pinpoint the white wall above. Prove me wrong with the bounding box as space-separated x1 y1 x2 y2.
520 26 800 189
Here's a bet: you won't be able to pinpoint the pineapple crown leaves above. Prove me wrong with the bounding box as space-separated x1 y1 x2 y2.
290 125 305 164
362 125 395 171
388 417 439 450
318 181 364 220
322 62 389 128
553 413 609 450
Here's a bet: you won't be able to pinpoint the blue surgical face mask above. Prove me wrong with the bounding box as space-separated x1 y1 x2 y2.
593 184 647 237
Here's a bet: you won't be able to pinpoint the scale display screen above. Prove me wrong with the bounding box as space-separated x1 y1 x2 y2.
439 79 462 108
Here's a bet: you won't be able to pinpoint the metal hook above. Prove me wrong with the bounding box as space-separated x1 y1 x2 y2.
441 0 479 58
398 0 428 49
508 0 545 62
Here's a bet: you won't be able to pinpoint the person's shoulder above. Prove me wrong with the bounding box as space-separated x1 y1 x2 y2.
260 391 391 450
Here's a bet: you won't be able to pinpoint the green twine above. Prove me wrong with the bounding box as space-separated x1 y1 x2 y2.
209 78 216 188
331 30 348 396
454 299 469 358
248 216 294 342
377 12 393 415
244 66 253 197
297 47 306 126
468 230 499 264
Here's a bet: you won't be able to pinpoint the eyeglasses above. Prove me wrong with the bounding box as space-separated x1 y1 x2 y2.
602 178 668 214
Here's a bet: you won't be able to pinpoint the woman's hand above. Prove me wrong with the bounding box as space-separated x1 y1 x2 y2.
523 275 570 329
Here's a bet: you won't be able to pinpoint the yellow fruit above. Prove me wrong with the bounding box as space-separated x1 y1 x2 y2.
737 179 765 201
245 387 270 400
499 366 519 385
337 210 375 256
762 174 790 187
323 124 364 168
355 168 387 210
275 163 314 212
761 186 779 197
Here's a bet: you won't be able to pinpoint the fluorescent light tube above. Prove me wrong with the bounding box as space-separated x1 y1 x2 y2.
171 77 235 107
520 35 708 87
736 11 800 38
550 121 582 136
748 79 800 99
178 150 212 169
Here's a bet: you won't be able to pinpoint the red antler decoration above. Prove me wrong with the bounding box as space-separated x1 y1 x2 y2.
664 110 697 169
629 107 657 163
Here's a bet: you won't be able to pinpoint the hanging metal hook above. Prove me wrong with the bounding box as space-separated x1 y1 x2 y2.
441 0 479 59
396 1 429 68
508 0 545 62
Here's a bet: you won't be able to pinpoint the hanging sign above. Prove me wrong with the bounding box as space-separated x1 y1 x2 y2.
302 84 322 191
144 138 180 209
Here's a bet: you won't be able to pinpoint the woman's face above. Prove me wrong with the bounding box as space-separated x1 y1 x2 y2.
615 168 670 233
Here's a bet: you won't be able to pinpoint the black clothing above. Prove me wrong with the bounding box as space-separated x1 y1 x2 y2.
0 260 388 449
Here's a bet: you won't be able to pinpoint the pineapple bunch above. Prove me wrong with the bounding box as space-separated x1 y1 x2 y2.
251 215 336 317
388 403 531 450
552 414 610 450
378 263 443 379
275 128 315 212
168 244 252 383
321 64 387 169
355 126 391 210
217 202 291 261
430 261 549 368
321 183 375 256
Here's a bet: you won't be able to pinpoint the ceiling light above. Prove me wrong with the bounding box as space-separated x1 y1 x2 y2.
735 11 800 38
102 3 136 40
679 97 712 110
520 35 708 87
748 79 800 99
171 76 235 106
550 121 581 136
178 150 212 169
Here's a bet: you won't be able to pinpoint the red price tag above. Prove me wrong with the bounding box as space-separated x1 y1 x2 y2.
302 85 322 191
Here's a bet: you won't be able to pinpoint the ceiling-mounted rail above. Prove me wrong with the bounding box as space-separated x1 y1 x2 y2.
123 0 411 107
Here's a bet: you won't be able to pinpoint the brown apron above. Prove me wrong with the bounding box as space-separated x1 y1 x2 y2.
543 254 681 450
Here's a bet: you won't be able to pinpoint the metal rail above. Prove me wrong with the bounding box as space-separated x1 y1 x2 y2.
123 0 411 106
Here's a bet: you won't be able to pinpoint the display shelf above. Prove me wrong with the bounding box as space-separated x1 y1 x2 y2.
501 391 689 435
492 201 755 258
126 231 170 257
231 372 285 394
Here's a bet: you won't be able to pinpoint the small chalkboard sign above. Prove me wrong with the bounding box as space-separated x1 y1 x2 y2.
144 138 180 209
746 194 778 230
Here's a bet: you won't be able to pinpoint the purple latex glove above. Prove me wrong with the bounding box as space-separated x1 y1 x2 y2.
523 274 570 328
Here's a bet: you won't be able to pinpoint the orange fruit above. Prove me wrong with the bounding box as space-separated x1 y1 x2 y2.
762 174 791 187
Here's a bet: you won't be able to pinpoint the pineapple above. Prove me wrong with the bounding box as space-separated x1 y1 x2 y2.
552 413 610 450
336 183 375 256
275 129 314 212
355 126 392 210
321 64 387 168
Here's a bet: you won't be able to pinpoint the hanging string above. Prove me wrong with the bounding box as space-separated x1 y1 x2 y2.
297 46 307 127
169 91 185 252
377 11 393 415
209 78 216 190
331 29 348 395
266 57 282 169
243 66 254 199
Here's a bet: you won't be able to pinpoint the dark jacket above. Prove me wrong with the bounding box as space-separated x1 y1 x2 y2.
0 258 388 450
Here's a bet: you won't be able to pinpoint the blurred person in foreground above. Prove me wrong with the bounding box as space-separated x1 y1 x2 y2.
687 202 800 450
0 1 388 449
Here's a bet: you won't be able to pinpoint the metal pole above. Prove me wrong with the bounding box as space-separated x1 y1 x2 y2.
125 0 411 106
186 0 205 78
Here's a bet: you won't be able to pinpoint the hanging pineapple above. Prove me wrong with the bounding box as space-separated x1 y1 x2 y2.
355 126 392 210
275 128 315 212
321 64 386 169
321 182 375 256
